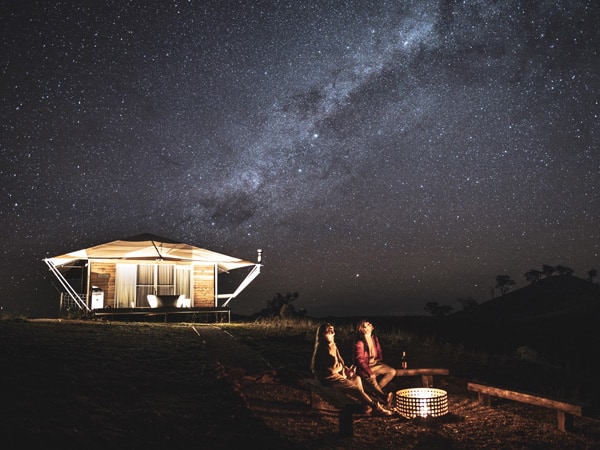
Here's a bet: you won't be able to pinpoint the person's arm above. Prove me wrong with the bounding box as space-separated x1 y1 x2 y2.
314 343 344 381
353 340 373 377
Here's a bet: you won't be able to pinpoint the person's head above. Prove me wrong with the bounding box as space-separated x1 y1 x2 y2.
357 319 374 336
311 323 336 372
315 322 335 344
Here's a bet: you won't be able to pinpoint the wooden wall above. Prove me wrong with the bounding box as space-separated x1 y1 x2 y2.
193 265 216 307
89 261 116 307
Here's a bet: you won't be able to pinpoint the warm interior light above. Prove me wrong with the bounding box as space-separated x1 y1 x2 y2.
395 388 448 419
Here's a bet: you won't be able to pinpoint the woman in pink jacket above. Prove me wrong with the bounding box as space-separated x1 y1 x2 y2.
353 319 397 407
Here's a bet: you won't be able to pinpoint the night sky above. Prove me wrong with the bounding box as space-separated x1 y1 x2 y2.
2 1 598 318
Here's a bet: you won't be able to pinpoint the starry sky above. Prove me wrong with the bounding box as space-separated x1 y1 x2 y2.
1 0 599 318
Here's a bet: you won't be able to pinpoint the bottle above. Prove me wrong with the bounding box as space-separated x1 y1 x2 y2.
401 351 407 369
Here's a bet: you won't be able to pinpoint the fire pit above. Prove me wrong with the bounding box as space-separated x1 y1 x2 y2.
395 388 448 419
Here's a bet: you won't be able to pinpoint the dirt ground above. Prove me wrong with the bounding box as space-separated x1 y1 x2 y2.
1 319 599 449
238 374 600 449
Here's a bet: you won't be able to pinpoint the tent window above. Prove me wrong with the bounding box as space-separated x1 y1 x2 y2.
135 265 155 307
115 264 136 308
157 265 174 295
134 264 190 307
175 266 191 300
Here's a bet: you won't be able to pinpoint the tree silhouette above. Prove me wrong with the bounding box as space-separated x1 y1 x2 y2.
541 264 556 278
456 296 478 310
587 269 598 283
424 301 453 317
555 265 574 276
261 291 300 318
523 269 544 284
495 274 516 296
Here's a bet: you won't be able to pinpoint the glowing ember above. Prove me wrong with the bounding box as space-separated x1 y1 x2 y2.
395 388 448 419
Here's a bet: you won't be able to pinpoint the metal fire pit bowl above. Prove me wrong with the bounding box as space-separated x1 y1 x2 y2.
395 387 449 419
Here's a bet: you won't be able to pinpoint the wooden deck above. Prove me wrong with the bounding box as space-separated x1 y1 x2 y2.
92 307 231 323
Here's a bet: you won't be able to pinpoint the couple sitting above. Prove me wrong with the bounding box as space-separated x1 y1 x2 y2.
310 320 398 416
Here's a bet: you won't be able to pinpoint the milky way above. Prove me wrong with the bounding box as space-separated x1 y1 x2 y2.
1 0 599 317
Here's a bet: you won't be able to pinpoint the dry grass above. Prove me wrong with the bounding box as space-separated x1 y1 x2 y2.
0 319 284 448
1 317 599 449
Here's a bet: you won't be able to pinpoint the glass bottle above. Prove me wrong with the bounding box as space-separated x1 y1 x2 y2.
401 351 408 369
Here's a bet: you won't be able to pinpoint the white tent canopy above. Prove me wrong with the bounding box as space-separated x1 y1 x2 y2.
46 233 257 272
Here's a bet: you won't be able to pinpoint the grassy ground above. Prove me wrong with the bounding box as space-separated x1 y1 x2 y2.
0 318 285 449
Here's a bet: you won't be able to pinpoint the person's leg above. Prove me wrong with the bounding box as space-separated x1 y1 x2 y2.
371 363 397 407
361 374 387 399
372 362 396 390
329 378 393 415
332 378 372 404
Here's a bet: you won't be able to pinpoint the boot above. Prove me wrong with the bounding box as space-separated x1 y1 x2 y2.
374 401 393 416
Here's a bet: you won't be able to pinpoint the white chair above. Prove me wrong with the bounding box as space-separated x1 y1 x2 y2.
176 295 191 308
147 294 158 308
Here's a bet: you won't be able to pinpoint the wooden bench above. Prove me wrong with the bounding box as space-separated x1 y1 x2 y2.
395 368 449 387
299 378 365 437
467 382 584 432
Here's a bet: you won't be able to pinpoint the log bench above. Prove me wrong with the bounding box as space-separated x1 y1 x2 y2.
467 382 584 432
395 368 449 387
299 378 365 437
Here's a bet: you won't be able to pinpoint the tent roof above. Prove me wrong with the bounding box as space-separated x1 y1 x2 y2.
45 233 256 272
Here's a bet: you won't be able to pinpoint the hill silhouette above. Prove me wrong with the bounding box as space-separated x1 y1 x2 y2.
439 275 600 371
458 274 600 320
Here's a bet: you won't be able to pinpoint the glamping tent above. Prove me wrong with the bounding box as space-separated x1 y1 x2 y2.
44 233 262 320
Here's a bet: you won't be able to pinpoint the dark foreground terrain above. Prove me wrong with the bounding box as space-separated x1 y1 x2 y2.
1 318 599 449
